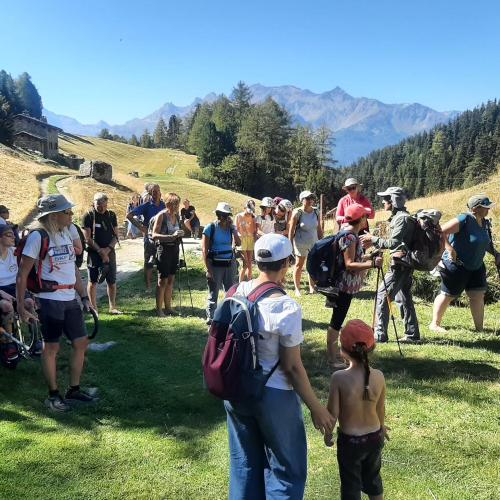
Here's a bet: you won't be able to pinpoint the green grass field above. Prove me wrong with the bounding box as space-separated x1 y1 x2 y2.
1 254 498 499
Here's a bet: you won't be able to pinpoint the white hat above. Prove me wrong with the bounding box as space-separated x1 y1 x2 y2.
254 233 293 262
36 194 74 219
214 202 232 214
260 197 275 208
343 178 360 188
278 199 293 211
299 190 314 201
376 186 405 197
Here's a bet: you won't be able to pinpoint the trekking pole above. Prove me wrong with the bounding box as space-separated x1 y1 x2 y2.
180 239 195 315
177 260 183 311
372 266 381 330
380 268 403 357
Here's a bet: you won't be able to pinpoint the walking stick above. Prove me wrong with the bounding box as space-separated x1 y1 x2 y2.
372 266 381 330
180 239 195 315
380 268 403 357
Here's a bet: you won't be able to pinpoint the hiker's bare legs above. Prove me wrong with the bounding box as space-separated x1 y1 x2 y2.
467 290 485 331
294 256 306 295
430 293 454 332
70 336 88 387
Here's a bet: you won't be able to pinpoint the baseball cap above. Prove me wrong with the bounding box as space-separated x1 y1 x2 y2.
214 202 232 214
376 186 405 197
344 203 371 222
94 192 108 202
254 233 293 262
0 224 15 236
299 190 315 201
340 319 375 353
36 195 74 219
343 178 360 188
467 194 495 210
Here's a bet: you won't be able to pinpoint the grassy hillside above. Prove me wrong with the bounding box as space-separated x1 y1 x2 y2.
59 136 249 222
0 146 67 225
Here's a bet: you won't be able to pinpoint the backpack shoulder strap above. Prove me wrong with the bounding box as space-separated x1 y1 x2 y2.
35 228 50 260
225 283 239 298
247 281 285 302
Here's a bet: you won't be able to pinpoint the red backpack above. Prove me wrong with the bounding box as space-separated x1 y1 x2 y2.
15 229 74 293
203 281 285 402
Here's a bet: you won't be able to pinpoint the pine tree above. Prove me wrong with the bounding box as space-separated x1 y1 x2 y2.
0 70 22 115
231 81 252 125
0 95 13 144
129 134 139 146
98 128 112 139
15 72 43 118
153 118 167 148
166 115 181 148
140 129 153 148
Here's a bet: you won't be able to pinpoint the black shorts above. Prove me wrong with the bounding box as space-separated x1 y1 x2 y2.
439 261 487 297
38 298 87 343
337 428 384 499
156 244 179 278
329 291 353 330
0 284 30 301
144 239 156 269
88 258 117 285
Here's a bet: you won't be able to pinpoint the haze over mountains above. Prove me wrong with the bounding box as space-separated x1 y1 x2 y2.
45 84 458 165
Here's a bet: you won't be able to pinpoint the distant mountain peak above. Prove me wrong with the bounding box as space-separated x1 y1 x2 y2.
45 83 459 165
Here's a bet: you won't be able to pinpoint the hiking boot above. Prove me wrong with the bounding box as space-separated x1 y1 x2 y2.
65 388 98 403
376 334 388 343
400 336 422 344
45 395 72 413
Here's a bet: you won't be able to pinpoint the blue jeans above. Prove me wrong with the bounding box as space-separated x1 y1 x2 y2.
224 387 307 500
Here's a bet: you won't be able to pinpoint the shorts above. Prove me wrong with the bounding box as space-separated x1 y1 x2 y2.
88 256 117 285
439 261 487 297
156 243 179 278
329 291 353 330
0 284 30 301
38 298 87 343
240 235 255 252
293 241 314 258
144 239 156 269
337 428 384 499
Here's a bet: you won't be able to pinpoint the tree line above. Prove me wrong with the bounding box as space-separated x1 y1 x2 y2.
342 100 500 201
0 70 43 144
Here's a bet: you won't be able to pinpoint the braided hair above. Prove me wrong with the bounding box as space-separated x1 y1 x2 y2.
350 343 371 401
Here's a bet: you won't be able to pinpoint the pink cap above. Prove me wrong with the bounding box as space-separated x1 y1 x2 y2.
344 203 371 222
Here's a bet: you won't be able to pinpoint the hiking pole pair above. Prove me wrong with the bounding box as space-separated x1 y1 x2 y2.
371 252 403 357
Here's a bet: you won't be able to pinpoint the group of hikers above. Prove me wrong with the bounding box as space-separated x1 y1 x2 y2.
0 176 498 499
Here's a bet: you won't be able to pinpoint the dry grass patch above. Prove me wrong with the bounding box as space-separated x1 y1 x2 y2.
0 147 67 224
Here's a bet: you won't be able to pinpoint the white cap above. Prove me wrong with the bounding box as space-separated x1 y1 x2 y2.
254 234 293 262
214 202 232 214
376 186 405 197
299 190 314 201
260 197 275 208
343 178 359 188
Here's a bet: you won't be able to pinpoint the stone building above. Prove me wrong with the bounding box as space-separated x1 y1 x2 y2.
11 114 61 159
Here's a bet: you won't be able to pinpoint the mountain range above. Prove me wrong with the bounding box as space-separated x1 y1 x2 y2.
45 85 459 165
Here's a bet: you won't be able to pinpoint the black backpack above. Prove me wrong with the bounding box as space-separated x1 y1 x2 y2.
73 224 86 268
306 230 355 288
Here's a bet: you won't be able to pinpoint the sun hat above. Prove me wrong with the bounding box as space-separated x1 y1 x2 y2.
343 178 361 189
376 186 405 197
0 224 15 237
254 233 293 263
260 197 275 208
416 209 442 225
0 205 9 213
36 194 74 219
279 199 293 211
214 202 232 214
94 192 108 202
340 319 375 353
344 203 371 222
245 199 256 212
467 194 495 210
299 190 315 201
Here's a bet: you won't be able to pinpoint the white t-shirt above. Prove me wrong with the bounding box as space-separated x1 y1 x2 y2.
236 280 304 390
256 214 275 235
0 247 17 287
22 229 76 301
68 223 79 241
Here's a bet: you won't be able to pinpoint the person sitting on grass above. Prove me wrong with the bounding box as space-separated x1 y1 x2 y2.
150 193 184 317
180 199 201 239
325 319 389 500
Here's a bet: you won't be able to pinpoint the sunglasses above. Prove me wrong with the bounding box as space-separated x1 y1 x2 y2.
382 196 391 202
1 233 15 238
346 186 357 191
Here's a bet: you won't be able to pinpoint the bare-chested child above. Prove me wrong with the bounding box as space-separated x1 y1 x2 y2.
324 319 389 500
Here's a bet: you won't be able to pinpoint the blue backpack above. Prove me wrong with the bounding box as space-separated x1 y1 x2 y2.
203 281 285 402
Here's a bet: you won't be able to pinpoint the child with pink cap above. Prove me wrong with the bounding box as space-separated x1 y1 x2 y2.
325 319 389 500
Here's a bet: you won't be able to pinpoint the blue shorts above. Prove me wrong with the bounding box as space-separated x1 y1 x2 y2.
439 261 487 297
0 284 30 301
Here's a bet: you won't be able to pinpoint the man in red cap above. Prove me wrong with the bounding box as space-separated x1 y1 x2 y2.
324 319 389 500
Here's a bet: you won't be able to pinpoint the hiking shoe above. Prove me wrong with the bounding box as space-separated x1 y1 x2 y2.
400 336 422 344
376 334 388 343
31 340 44 356
45 395 72 413
65 388 98 403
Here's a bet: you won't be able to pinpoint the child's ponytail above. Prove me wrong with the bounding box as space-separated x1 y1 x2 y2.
352 343 372 401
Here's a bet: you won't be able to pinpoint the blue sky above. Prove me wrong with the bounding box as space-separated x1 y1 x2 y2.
1 0 499 124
